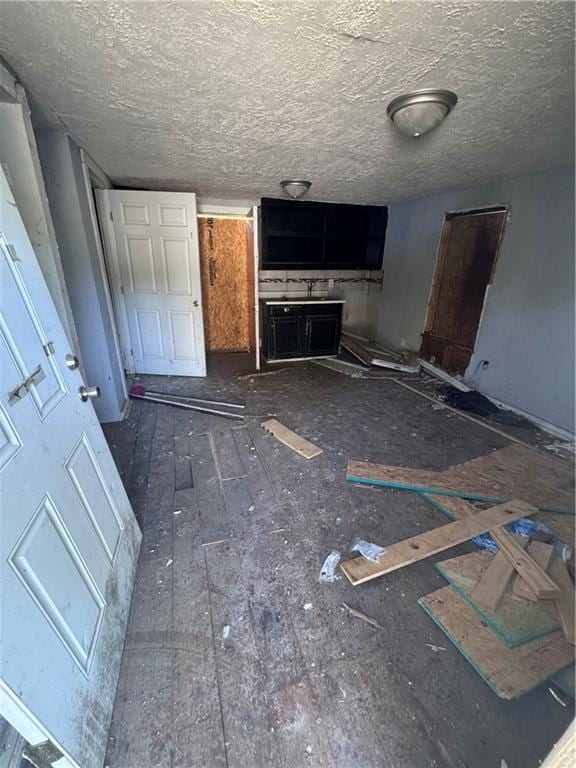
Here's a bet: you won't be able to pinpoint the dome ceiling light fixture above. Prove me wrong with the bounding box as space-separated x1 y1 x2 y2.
387 89 458 138
280 179 312 199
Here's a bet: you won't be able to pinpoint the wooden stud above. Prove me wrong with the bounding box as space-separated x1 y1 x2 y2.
471 534 528 613
490 531 560 600
340 499 536 586
512 541 554 602
261 419 322 460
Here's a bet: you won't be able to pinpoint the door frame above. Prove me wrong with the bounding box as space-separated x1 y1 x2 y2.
79 152 128 401
421 205 509 371
95 191 136 373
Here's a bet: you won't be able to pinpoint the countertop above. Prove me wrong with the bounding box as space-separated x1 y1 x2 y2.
261 297 346 305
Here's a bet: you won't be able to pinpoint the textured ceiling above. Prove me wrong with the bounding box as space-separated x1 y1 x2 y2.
0 1 574 204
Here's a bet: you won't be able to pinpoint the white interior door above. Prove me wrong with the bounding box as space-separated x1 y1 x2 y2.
0 168 141 768
105 190 206 376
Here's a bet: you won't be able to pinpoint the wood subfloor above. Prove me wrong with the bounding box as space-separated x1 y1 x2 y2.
102 354 574 768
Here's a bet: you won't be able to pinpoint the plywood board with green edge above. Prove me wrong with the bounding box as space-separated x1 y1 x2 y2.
435 551 560 647
340 499 535 586
419 586 574 699
346 444 574 513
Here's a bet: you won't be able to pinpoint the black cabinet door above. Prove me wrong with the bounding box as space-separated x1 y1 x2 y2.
323 204 388 268
261 198 325 268
270 316 304 358
305 314 341 356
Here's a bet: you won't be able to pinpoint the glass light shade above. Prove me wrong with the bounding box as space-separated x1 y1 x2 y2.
391 102 450 138
280 180 311 198
387 89 458 138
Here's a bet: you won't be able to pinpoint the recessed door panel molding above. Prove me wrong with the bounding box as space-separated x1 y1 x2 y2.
135 309 164 359
105 190 206 376
0 236 66 419
1 166 141 768
169 310 197 360
8 494 106 673
163 238 192 295
121 203 150 226
159 204 187 227
125 236 157 293
65 434 124 564
0 402 22 470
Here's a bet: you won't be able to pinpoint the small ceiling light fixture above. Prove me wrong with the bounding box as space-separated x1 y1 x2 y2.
280 179 312 199
387 88 458 138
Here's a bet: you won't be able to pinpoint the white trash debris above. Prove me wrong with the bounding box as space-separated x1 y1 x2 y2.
351 539 386 562
319 550 341 582
303 602 313 611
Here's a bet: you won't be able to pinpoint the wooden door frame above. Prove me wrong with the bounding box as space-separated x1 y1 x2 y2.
421 205 509 351
196 202 260 368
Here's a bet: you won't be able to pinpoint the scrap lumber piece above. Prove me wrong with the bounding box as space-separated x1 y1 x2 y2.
347 443 574 512
471 535 528 613
340 499 535 586
490 530 560 600
419 586 574 699
340 334 419 372
340 334 373 367
513 542 555 602
436 551 560 648
549 558 576 645
261 419 322 459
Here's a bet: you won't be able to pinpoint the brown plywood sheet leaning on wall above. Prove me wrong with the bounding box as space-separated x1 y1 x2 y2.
198 217 250 352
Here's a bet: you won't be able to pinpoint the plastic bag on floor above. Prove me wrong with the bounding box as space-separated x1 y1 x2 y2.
473 518 554 553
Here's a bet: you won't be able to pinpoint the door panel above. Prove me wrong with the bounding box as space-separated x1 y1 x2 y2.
0 168 141 768
421 210 507 375
306 314 341 356
271 316 303 358
108 191 206 376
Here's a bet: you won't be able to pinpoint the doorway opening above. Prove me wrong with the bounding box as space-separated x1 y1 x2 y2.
420 207 508 375
198 216 253 353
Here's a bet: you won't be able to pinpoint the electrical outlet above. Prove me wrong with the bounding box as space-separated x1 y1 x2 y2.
328 279 335 289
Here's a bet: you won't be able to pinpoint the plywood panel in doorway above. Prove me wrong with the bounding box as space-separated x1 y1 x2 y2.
199 218 249 351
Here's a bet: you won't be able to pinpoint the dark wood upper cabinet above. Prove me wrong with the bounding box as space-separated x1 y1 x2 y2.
260 198 388 270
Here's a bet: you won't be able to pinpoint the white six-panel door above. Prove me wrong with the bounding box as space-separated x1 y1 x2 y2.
0 168 141 768
104 190 206 376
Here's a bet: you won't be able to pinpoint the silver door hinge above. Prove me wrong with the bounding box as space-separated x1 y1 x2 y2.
8 364 45 404
43 341 55 356
130 348 134 356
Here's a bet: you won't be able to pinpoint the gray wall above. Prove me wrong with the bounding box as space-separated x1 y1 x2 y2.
36 131 126 422
371 166 575 433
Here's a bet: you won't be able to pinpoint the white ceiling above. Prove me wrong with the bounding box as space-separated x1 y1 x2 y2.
0 1 573 204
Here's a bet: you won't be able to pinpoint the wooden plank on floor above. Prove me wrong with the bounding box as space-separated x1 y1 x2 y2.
340 499 536 586
513 541 555 601
261 419 323 459
549 557 576 645
436 551 560 647
419 586 574 699
347 444 574 512
471 535 528 613
340 334 373 366
490 530 560 599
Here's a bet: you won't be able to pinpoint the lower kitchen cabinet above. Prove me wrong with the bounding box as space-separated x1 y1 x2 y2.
261 301 343 360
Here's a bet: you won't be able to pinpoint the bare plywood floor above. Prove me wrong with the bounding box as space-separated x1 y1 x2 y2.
103 354 573 768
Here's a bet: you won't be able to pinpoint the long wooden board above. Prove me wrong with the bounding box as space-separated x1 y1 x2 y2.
340 499 535 586
436 551 560 648
513 541 554 601
340 335 373 367
490 530 560 599
471 535 528 612
419 586 573 699
347 444 574 512
261 419 323 459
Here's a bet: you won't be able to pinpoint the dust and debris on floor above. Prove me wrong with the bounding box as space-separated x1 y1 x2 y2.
102 353 574 768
